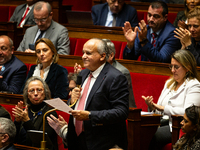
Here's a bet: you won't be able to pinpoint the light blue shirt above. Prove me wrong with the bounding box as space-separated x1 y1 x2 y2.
105 6 116 27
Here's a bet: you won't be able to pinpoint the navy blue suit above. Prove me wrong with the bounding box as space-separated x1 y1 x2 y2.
123 21 181 63
92 3 138 27
0 55 27 94
25 63 69 99
67 63 129 150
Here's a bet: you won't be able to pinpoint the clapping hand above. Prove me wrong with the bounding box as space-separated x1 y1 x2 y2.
174 27 192 49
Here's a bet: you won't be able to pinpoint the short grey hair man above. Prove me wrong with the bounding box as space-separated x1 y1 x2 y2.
0 117 17 149
102 39 136 108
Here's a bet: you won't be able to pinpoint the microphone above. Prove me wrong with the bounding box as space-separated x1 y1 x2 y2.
69 75 82 107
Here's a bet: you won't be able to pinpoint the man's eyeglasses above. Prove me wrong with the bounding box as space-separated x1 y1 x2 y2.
28 88 44 94
33 14 50 23
0 133 6 134
169 65 180 70
66 87 75 92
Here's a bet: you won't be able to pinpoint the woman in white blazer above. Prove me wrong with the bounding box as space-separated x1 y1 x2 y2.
143 49 200 150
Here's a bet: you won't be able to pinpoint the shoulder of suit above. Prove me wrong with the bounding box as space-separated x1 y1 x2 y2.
11 55 26 67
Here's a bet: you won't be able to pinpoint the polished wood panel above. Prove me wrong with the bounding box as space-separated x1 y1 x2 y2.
14 51 173 76
128 108 162 150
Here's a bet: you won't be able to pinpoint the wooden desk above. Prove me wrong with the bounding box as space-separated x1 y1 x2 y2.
63 24 126 42
14 51 174 76
128 108 162 150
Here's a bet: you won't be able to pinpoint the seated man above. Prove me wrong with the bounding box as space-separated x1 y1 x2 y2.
123 1 181 63
9 0 38 27
102 39 136 108
92 0 138 27
0 117 17 150
0 35 27 94
17 1 70 55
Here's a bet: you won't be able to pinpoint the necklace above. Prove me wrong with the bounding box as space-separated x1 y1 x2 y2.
30 108 42 117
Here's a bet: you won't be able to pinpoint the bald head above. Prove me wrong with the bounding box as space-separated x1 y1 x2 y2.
82 38 108 71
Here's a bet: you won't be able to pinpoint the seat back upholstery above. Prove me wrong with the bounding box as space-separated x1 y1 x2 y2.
131 73 170 111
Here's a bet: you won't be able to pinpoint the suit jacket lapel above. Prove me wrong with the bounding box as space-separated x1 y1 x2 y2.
101 6 109 26
25 6 34 22
44 20 55 39
45 63 56 84
17 4 26 23
85 63 109 109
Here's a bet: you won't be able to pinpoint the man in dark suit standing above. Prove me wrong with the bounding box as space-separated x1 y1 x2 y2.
123 1 181 63
9 0 38 27
0 118 17 150
67 38 129 150
0 35 27 94
92 0 138 27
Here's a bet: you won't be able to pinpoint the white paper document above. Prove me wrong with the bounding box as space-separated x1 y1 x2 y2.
44 98 73 114
141 111 153 115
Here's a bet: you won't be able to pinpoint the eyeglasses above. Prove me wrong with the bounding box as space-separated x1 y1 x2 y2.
66 87 75 92
33 14 50 23
169 65 181 70
28 88 44 94
0 132 6 134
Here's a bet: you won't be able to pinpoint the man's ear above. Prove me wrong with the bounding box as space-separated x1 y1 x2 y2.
11 46 14 55
2 134 9 143
100 53 106 61
164 14 168 22
110 52 115 60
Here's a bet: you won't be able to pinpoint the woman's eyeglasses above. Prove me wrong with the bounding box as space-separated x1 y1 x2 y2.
28 88 44 94
169 65 180 71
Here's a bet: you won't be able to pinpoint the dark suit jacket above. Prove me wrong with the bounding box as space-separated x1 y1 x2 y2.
92 3 138 27
0 55 27 94
25 63 69 99
67 63 129 150
9 3 36 26
15 104 58 150
4 144 17 150
123 20 181 63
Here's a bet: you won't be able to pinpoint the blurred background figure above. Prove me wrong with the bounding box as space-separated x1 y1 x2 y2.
174 105 200 150
174 6 200 66
13 76 58 150
0 105 11 119
91 0 138 27
173 0 200 28
21 38 69 99
102 39 136 107
0 117 17 150
9 0 38 27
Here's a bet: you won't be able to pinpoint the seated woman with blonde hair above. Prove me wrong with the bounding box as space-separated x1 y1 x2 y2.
142 49 200 150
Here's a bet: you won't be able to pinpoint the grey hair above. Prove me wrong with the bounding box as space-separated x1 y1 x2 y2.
0 35 13 49
92 38 109 60
102 39 116 60
68 72 78 83
0 117 16 143
23 76 51 106
34 1 52 13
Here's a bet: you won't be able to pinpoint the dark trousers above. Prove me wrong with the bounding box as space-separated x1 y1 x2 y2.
148 125 172 150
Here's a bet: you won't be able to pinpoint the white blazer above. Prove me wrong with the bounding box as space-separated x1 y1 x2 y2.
156 78 200 130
